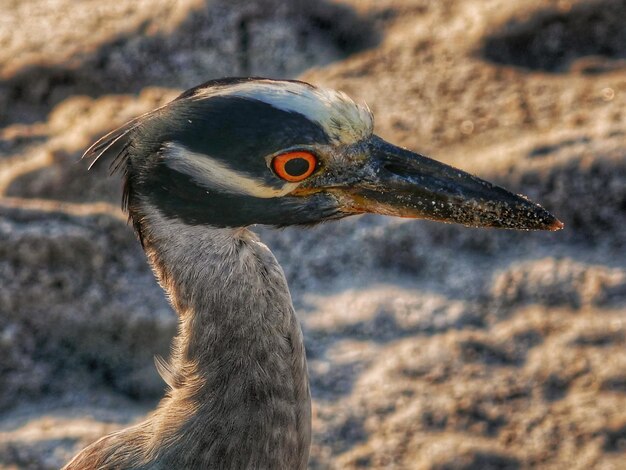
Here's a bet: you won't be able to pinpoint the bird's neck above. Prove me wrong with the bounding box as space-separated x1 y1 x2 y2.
133 203 311 468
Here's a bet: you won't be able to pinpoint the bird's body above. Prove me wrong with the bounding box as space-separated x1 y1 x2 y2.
65 77 561 469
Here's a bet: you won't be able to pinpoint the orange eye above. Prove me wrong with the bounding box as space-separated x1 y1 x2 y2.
271 151 317 182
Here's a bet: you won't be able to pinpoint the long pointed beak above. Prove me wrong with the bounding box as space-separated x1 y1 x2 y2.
334 136 563 231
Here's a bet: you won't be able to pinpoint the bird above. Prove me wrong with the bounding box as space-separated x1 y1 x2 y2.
64 77 562 469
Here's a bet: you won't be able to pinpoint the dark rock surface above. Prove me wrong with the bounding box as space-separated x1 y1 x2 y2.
0 205 174 406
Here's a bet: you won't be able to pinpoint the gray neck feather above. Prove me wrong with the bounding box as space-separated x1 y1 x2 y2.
65 201 311 469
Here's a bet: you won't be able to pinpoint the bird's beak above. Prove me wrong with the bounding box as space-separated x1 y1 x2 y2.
329 135 563 231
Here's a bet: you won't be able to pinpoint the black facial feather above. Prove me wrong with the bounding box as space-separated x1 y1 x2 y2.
121 94 341 233
134 96 330 185
137 165 342 228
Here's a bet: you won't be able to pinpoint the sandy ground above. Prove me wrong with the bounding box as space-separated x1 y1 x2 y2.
0 0 625 468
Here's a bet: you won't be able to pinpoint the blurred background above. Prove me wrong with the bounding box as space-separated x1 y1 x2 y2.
0 0 625 468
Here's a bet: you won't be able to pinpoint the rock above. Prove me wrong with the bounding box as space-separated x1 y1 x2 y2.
0 205 175 409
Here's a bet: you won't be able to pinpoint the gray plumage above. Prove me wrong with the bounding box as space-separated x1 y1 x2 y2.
65 77 561 470
65 208 310 469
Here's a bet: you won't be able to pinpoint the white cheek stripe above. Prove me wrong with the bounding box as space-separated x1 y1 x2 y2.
162 143 298 198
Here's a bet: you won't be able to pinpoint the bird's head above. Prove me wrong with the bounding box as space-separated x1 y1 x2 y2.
85 77 562 238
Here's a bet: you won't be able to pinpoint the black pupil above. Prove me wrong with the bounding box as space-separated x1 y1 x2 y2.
284 157 311 177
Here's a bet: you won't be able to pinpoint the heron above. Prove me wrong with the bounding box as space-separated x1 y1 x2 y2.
64 77 562 469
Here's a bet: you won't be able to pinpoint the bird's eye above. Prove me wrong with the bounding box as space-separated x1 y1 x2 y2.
271 151 317 182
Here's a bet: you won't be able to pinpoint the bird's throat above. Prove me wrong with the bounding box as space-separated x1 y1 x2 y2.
133 204 311 469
